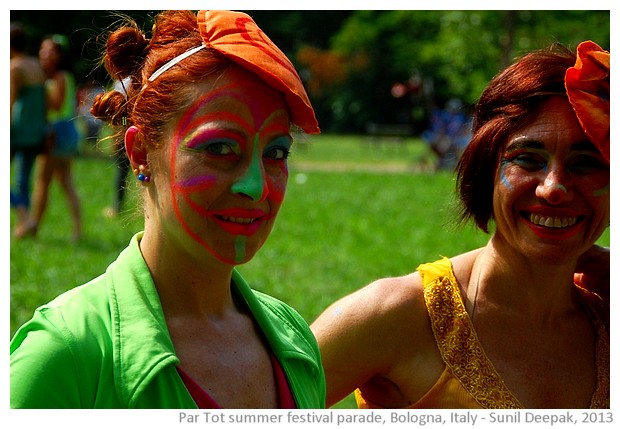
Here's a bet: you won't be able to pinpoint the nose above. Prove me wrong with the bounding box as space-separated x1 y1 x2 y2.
535 165 572 205
231 145 268 201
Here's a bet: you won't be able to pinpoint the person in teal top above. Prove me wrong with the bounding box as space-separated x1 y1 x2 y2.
11 10 324 408
15 33 82 240
10 22 48 237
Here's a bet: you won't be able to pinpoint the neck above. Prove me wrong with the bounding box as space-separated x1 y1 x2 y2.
139 226 237 319
473 237 580 321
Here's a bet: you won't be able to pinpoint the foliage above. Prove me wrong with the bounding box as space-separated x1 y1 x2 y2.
422 10 611 103
323 10 610 131
10 10 609 134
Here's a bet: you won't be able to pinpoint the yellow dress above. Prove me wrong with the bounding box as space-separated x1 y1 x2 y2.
356 257 610 409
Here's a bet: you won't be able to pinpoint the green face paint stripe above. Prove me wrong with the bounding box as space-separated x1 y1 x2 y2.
235 236 246 263
593 184 610 197
232 136 266 200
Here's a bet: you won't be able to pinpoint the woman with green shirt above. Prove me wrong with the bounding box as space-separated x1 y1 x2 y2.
11 10 325 409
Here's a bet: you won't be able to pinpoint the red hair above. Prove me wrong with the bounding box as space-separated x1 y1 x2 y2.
456 43 576 232
91 11 229 149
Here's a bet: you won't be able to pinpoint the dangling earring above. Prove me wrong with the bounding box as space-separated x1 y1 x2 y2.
134 165 151 183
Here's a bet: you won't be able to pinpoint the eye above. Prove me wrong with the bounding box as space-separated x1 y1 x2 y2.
508 153 547 172
263 136 292 161
186 138 238 158
264 146 291 161
567 155 609 176
203 141 234 156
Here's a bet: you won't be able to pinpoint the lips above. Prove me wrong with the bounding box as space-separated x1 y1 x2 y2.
219 216 256 224
520 206 585 240
528 213 579 228
210 208 270 236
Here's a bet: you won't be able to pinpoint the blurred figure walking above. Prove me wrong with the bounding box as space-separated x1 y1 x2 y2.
10 22 48 237
17 34 82 241
102 78 131 218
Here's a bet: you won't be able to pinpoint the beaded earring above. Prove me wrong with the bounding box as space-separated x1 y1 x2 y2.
134 165 151 183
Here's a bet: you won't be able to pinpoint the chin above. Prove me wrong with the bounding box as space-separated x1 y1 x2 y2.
523 243 582 267
214 245 262 266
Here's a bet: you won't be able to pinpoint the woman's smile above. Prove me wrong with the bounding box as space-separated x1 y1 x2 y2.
209 208 270 236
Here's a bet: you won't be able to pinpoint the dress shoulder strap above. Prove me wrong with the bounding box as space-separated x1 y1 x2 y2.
418 257 523 409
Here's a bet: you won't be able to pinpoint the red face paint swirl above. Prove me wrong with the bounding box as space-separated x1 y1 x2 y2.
168 67 292 265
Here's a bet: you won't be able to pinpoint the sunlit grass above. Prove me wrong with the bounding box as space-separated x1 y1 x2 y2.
9 134 610 409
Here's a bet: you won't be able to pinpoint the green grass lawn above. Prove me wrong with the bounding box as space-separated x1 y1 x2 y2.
9 133 610 409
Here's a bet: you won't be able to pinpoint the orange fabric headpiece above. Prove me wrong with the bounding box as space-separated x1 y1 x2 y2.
197 10 320 134
565 40 610 163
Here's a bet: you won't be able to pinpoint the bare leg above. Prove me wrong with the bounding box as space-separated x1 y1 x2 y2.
55 157 82 241
13 154 53 238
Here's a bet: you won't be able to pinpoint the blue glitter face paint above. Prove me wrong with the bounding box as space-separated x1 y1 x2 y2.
499 159 513 190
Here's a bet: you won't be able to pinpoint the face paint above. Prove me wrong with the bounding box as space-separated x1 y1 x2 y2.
230 136 268 201
593 184 609 198
165 69 291 265
234 236 246 263
492 97 609 264
499 159 514 190
260 133 292 205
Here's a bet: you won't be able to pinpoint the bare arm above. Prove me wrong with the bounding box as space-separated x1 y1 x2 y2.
10 62 22 121
311 273 434 407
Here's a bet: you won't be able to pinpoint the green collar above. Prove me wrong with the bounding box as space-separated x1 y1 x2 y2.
108 233 319 406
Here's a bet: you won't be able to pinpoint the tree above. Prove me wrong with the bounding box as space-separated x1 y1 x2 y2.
11 10 610 134
317 10 610 133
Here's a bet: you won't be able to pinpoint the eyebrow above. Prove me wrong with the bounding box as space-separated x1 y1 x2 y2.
505 138 544 153
505 137 598 153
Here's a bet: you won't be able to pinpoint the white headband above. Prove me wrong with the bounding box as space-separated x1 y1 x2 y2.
148 44 206 82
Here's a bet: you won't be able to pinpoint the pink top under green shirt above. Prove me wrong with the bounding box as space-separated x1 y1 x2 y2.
177 354 296 408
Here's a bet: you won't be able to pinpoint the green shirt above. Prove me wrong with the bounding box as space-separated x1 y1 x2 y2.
10 84 47 147
10 233 325 409
46 71 76 123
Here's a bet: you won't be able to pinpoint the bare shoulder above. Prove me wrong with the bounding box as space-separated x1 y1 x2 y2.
314 251 485 407
318 249 482 344
10 57 23 77
313 271 426 340
445 248 482 292
368 272 428 324
311 272 430 406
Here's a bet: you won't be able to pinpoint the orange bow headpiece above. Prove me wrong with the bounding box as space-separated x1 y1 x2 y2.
197 10 320 134
565 40 610 163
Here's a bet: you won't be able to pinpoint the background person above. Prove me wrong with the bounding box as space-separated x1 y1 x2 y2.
312 41 610 409
102 77 132 218
15 34 82 241
11 10 324 409
421 98 472 171
10 22 48 237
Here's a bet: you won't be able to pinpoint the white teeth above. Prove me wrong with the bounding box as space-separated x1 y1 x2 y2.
529 213 577 228
221 216 255 224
